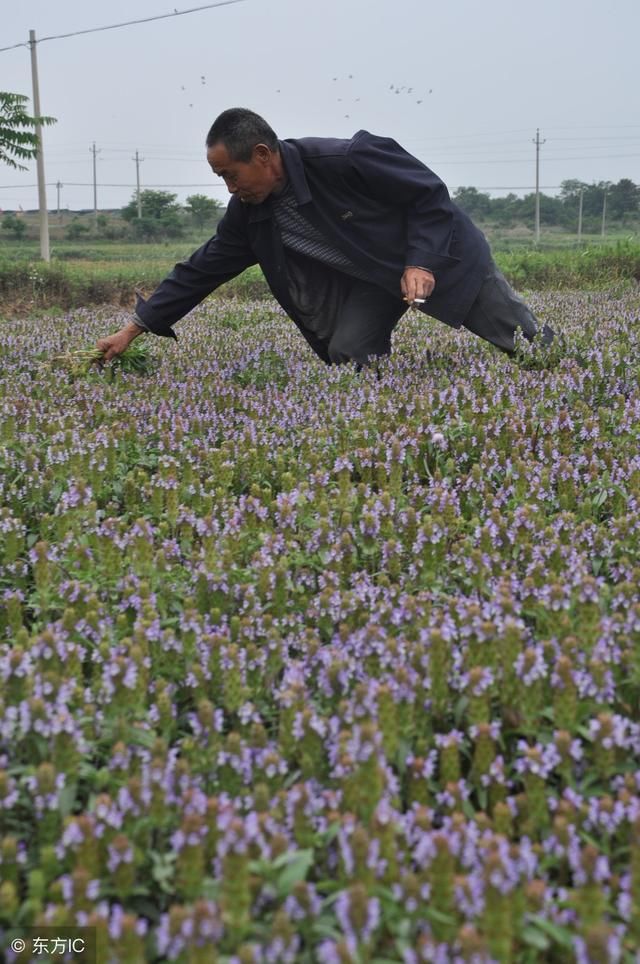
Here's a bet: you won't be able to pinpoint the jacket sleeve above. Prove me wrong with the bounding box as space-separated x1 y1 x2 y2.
346 132 461 275
134 204 257 337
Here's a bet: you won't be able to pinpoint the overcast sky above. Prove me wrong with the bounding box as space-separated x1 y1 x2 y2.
1 0 639 212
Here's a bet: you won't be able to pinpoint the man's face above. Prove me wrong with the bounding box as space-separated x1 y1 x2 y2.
207 142 280 205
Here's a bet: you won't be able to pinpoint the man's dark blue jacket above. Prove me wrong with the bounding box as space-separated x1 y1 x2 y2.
135 130 492 362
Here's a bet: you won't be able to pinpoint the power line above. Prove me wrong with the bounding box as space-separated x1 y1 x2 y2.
550 135 640 142
45 181 226 188
0 182 224 189
37 132 640 162
542 124 640 132
452 185 564 190
0 181 622 191
404 125 640 146
2 3 247 261
0 1 246 53
432 153 640 165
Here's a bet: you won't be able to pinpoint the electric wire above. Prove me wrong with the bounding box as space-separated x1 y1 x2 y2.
0 1 245 53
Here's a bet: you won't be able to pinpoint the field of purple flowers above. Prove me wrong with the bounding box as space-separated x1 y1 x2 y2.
1 287 640 963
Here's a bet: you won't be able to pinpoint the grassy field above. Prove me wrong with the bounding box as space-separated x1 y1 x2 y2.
1 234 639 316
0 242 268 315
1 289 640 961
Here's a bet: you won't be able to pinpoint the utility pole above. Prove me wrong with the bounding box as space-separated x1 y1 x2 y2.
601 187 607 237
532 128 545 245
133 151 144 217
577 188 583 242
56 181 63 221
29 30 50 262
90 142 101 227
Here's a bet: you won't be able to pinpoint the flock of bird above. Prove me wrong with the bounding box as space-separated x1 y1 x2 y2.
179 75 207 108
177 73 433 117
277 75 434 119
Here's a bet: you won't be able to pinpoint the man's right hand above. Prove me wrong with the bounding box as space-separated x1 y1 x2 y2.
96 322 144 363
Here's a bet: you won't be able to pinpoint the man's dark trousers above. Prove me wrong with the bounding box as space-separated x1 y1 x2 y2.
307 260 554 366
462 260 554 354
325 281 408 365
310 261 554 365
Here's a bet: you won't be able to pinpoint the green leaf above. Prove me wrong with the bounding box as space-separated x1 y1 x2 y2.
462 798 476 820
371 885 399 903
272 847 313 871
425 906 456 925
453 694 468 724
310 920 343 941
201 877 220 900
276 849 315 895
314 878 342 896
149 850 176 894
521 925 551 950
527 914 575 949
126 726 157 748
283 767 302 789
578 829 606 851
57 781 78 818
594 488 608 508
313 822 340 847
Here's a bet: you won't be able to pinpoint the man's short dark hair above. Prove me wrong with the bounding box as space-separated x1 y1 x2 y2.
206 108 279 162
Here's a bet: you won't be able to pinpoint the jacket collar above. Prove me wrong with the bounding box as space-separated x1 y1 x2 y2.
246 138 311 222
278 139 312 204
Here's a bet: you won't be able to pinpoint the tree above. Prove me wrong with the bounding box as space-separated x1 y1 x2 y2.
607 179 640 220
580 182 611 220
559 179 589 203
65 218 90 241
185 193 222 228
452 186 491 220
122 189 181 222
121 189 184 240
0 92 56 170
490 193 521 227
2 213 27 239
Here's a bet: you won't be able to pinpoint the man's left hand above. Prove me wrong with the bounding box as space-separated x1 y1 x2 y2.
401 267 435 303
95 322 143 364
